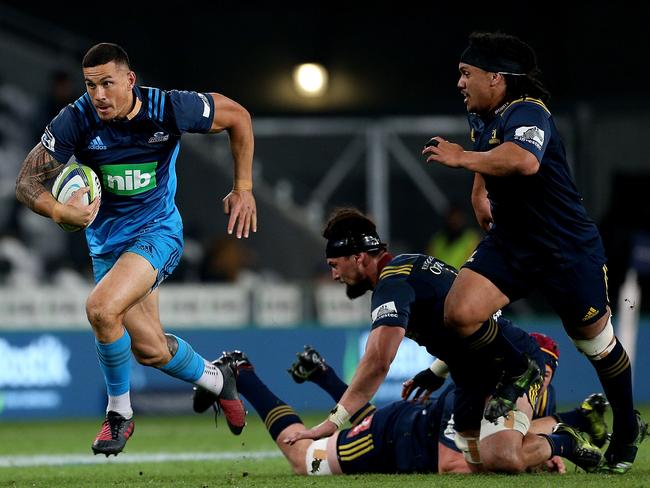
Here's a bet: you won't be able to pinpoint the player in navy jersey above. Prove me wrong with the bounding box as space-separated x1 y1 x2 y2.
213 340 607 476
421 32 647 473
15 43 256 455
284 207 602 473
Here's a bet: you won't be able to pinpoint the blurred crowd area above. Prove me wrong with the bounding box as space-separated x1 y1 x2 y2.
1 69 649 316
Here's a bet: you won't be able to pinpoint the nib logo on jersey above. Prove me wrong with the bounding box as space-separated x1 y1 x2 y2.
100 162 158 196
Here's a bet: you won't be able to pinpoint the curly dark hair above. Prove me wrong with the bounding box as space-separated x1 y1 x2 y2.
322 207 379 241
468 32 550 103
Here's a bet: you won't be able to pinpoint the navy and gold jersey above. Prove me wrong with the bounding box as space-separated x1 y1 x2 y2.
41 86 215 256
370 253 544 382
468 98 605 267
337 383 454 474
371 253 462 366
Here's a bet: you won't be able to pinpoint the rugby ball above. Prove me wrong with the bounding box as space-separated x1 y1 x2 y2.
51 162 102 232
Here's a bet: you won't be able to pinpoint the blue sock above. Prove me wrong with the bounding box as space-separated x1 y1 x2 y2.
555 409 589 432
310 367 375 425
95 330 132 396
157 335 205 382
238 369 302 440
541 433 576 457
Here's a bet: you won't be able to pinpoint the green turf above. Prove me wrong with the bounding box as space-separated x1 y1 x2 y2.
0 408 649 487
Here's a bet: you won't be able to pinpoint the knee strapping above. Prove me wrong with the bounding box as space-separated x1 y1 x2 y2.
573 318 616 360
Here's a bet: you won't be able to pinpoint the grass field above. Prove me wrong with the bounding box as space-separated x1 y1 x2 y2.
0 408 649 488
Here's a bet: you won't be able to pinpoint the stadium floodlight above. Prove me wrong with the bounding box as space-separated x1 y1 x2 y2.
293 63 328 97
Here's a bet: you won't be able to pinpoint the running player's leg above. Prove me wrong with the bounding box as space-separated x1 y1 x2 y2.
543 260 646 473
288 346 375 425
87 251 156 455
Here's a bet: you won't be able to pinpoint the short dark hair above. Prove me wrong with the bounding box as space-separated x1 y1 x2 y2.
468 32 550 103
82 43 130 69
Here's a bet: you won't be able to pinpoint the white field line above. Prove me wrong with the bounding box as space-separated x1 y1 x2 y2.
0 450 282 468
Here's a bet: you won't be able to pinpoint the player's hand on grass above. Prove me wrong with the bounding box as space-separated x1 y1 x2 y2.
283 419 337 445
53 188 101 228
545 456 566 474
223 190 257 238
401 368 445 403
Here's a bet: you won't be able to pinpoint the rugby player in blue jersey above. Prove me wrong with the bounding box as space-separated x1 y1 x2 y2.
15 43 255 455
284 208 603 472
422 32 647 473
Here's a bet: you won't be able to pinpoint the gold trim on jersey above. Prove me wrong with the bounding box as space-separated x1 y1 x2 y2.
338 433 374 461
379 264 413 280
499 97 551 117
351 405 376 426
535 387 548 417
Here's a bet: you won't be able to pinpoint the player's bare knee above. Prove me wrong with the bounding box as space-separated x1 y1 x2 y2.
86 295 120 332
443 300 480 333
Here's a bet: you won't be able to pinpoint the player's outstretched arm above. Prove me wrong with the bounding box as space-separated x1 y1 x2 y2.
16 143 100 227
209 93 257 239
284 325 405 445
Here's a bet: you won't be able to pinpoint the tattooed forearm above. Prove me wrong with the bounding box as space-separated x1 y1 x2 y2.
15 143 64 214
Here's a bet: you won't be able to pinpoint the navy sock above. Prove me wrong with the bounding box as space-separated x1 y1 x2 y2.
464 317 527 376
310 367 376 426
237 369 302 440
588 339 636 444
554 409 590 432
541 432 576 457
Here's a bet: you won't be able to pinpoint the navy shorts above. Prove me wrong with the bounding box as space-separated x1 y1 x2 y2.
463 234 609 329
91 220 183 289
337 401 437 474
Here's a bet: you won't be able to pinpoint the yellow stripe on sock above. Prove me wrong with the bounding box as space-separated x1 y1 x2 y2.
264 406 294 429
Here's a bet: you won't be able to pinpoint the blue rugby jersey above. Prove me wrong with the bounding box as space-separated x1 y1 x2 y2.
467 98 605 265
41 86 214 255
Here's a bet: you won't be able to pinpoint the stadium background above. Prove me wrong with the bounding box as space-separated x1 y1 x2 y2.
1 3 649 423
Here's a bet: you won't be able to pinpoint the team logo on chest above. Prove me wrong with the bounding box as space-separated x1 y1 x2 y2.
148 131 169 143
488 128 500 145
100 162 158 195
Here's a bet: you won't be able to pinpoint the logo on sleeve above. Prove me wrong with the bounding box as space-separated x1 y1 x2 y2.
41 127 55 151
514 126 545 150
197 93 211 118
371 301 398 322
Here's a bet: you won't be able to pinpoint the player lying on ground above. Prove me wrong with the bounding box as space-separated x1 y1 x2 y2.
283 207 608 472
196 343 609 475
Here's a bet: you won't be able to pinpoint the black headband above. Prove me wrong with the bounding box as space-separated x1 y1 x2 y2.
326 233 384 258
460 45 527 75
